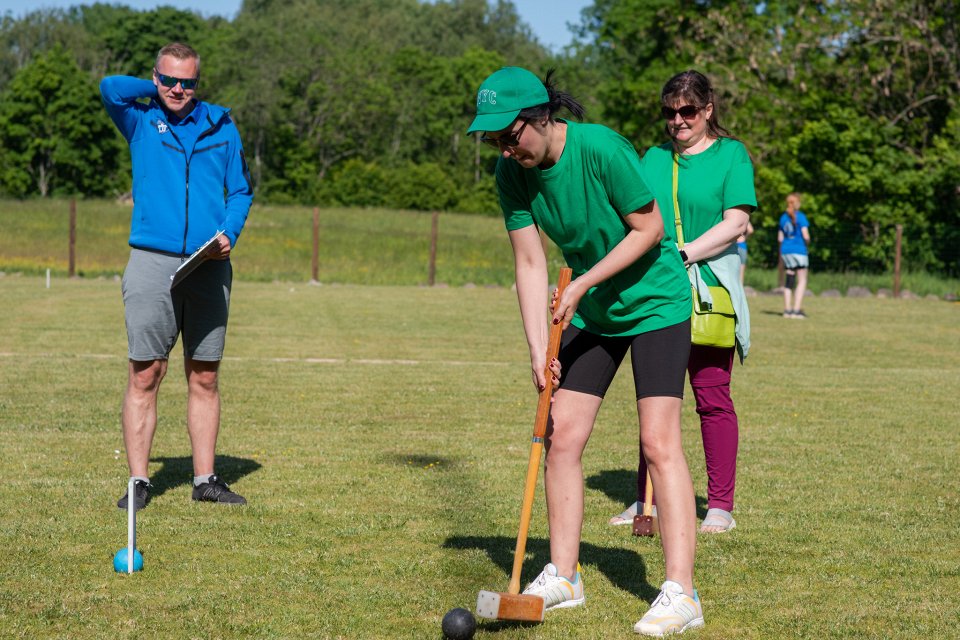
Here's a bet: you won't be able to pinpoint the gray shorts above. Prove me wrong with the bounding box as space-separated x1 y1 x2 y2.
121 248 232 361
781 253 809 270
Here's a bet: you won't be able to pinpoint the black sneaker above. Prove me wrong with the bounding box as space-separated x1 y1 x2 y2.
117 480 151 511
192 475 247 505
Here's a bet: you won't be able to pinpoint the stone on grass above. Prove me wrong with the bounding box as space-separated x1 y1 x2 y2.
847 286 872 298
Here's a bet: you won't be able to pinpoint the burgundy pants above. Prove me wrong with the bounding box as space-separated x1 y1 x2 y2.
638 344 739 512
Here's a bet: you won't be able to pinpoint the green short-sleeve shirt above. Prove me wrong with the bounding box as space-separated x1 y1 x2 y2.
641 138 757 284
497 121 691 337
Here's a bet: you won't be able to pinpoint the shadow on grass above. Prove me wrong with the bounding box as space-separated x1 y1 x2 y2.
587 469 709 519
148 454 262 497
384 453 455 468
443 535 659 603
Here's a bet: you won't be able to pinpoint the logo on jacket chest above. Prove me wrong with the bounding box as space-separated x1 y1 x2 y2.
157 120 168 134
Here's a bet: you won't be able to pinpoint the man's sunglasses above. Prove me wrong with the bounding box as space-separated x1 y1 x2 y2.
155 69 199 90
480 120 529 149
661 105 701 120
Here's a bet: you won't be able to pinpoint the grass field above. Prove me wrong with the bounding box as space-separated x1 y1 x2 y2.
1 275 958 639
1 198 958 297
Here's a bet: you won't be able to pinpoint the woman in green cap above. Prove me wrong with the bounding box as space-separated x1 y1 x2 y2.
468 66 704 636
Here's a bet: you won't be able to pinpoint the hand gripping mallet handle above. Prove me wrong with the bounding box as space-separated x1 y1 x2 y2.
127 477 136 574
507 267 572 595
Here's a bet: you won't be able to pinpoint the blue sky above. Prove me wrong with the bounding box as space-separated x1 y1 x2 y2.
0 0 592 51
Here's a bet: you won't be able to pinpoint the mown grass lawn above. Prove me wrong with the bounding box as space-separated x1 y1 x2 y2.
0 275 958 639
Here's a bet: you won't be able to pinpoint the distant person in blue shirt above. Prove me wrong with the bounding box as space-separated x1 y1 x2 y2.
778 192 811 318
100 42 254 510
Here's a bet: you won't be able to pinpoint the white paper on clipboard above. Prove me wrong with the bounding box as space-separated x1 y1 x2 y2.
170 230 224 289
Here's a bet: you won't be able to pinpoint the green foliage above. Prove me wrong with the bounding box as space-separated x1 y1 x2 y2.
0 47 123 197
0 0 957 275
326 158 388 208
386 161 460 211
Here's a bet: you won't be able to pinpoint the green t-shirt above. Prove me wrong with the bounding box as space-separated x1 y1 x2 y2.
640 138 757 284
497 121 691 337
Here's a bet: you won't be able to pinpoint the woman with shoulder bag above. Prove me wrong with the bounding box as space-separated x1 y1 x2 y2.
609 70 756 534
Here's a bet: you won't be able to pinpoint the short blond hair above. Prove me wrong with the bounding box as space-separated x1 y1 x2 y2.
156 42 200 74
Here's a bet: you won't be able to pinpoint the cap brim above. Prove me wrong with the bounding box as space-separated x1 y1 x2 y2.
466 109 520 135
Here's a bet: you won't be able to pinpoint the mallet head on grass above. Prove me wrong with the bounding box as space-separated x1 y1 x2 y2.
632 513 659 537
475 590 544 622
632 471 658 537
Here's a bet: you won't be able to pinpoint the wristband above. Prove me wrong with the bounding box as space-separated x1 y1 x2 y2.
679 248 688 264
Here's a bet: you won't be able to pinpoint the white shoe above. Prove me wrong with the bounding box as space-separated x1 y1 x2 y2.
521 562 585 611
634 580 704 636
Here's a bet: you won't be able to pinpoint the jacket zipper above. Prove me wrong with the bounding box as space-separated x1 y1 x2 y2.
163 113 222 256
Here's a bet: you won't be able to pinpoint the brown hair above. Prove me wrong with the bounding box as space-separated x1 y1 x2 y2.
785 192 802 224
661 70 730 155
156 42 200 74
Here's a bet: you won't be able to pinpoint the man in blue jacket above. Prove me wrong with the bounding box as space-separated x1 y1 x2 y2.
101 42 254 510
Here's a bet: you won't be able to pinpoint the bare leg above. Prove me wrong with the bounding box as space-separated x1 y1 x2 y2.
782 281 793 314
542 389 602 580
185 358 221 476
639 396 696 595
122 359 167 477
793 268 808 312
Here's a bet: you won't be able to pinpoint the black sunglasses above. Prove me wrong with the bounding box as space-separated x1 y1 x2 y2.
661 105 701 120
480 120 529 149
155 69 199 90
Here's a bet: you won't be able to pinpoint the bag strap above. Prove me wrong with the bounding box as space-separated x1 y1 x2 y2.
672 153 686 249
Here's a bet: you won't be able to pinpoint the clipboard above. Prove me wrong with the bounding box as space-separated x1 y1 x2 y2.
170 230 224 289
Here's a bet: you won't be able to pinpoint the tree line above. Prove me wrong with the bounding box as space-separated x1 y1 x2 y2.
0 0 957 276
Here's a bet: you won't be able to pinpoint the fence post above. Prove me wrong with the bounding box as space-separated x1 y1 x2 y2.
428 211 439 286
311 207 319 283
69 198 77 278
893 223 903 298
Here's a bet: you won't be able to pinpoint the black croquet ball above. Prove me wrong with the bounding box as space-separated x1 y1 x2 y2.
441 607 476 640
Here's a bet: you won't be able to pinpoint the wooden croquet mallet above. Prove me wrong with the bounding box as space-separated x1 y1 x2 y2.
632 470 659 537
476 267 572 623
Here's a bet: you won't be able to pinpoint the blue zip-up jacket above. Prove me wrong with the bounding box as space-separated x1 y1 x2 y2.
100 76 254 256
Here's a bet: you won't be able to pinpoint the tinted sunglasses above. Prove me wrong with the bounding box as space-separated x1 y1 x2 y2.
155 69 199 90
480 120 529 149
661 105 701 120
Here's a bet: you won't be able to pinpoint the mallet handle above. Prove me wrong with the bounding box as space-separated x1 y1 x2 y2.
507 267 572 595
642 471 654 517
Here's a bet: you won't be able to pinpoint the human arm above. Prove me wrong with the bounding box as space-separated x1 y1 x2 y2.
99 76 157 140
553 198 665 327
680 206 751 265
218 124 254 251
508 225 562 392
801 226 811 246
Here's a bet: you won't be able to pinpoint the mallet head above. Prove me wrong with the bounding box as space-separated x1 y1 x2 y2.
475 591 544 622
632 513 659 537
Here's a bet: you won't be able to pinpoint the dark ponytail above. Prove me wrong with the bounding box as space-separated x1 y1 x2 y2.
518 69 585 123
